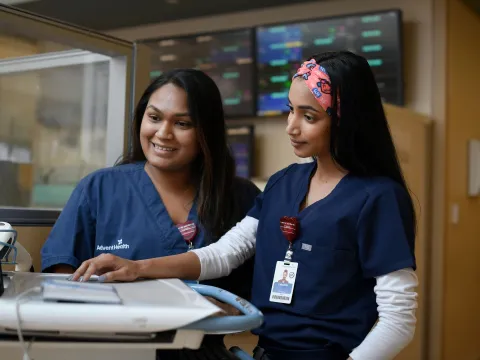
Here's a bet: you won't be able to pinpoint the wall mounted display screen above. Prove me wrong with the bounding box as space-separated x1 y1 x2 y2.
144 29 255 118
227 125 254 179
256 10 403 116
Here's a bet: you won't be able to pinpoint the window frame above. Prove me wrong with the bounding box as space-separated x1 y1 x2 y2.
0 4 151 226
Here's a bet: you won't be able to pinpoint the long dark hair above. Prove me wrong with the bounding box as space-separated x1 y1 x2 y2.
118 69 237 239
309 51 417 232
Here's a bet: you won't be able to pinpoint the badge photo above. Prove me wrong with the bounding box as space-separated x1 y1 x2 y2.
269 261 298 304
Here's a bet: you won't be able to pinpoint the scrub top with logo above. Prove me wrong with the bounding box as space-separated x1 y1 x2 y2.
247 162 416 360
40 161 260 300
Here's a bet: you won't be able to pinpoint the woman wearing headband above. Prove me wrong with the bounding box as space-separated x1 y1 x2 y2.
72 51 418 360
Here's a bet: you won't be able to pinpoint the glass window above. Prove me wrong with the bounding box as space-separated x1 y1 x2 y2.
0 5 150 224
0 43 126 209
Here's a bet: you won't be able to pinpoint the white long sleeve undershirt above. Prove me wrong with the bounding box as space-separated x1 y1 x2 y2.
191 216 418 360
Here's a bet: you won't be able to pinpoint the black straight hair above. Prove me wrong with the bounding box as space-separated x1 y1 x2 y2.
118 69 239 239
309 51 417 233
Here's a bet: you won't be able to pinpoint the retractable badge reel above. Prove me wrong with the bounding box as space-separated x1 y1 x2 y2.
269 216 300 305
176 220 198 250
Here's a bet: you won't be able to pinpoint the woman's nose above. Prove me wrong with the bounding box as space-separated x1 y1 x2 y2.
286 114 300 136
155 121 173 140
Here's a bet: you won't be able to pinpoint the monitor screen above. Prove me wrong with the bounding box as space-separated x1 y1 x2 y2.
227 125 254 179
256 10 403 116
145 29 255 118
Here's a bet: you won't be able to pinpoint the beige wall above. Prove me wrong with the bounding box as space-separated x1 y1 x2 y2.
427 0 447 359
443 1 480 359
383 105 432 360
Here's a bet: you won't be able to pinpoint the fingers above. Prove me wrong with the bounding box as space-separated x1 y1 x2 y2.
100 267 137 283
71 254 118 282
71 259 92 281
204 297 241 317
81 261 100 282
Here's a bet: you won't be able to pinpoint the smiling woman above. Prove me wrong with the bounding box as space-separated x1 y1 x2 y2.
140 84 199 173
113 69 256 238
40 69 261 358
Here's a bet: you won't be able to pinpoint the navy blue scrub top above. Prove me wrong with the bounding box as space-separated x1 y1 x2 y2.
247 162 416 358
41 162 260 300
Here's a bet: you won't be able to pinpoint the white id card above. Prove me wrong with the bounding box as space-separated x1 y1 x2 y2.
269 261 298 304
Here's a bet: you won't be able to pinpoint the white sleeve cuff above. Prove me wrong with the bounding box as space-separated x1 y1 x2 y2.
191 216 258 281
349 268 418 360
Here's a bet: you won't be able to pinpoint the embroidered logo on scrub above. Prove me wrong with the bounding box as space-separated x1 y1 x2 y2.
301 243 312 251
96 239 130 251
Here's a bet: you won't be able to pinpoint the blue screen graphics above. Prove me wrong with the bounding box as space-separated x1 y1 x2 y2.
230 143 250 179
256 10 403 116
227 125 254 179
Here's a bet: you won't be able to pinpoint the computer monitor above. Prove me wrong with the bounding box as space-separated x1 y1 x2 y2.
143 29 256 118
227 125 254 179
256 9 404 116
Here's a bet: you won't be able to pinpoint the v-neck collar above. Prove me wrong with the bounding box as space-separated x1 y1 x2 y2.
135 161 199 244
293 161 351 217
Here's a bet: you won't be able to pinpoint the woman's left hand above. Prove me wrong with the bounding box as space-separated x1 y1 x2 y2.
204 296 241 317
71 253 140 282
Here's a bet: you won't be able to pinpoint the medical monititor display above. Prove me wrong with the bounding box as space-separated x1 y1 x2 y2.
256 10 404 116
227 125 254 179
145 29 255 118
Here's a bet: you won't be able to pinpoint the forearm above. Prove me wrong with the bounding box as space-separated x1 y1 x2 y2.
192 216 258 280
136 251 201 280
135 216 258 281
349 268 418 360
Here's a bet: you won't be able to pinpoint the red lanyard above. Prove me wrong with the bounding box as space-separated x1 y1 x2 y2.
176 220 197 249
280 216 299 261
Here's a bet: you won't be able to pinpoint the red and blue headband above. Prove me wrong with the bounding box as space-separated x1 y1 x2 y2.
292 59 340 117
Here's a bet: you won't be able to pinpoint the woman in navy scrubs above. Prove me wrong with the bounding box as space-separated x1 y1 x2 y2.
73 52 419 360
41 69 260 358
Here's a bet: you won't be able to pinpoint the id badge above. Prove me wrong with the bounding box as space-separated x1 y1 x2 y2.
269 261 298 304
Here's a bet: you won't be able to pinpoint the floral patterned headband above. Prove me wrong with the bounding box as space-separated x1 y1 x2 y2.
292 59 340 117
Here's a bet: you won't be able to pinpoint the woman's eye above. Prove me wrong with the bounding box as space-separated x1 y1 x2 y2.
177 121 192 128
304 114 313 121
149 114 159 121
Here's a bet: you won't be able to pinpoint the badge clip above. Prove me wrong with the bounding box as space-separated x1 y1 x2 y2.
280 216 299 264
176 220 197 250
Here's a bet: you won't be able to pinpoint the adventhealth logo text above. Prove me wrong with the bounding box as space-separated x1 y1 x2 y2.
96 239 130 251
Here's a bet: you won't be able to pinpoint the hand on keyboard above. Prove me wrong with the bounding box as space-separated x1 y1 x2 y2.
66 274 101 282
